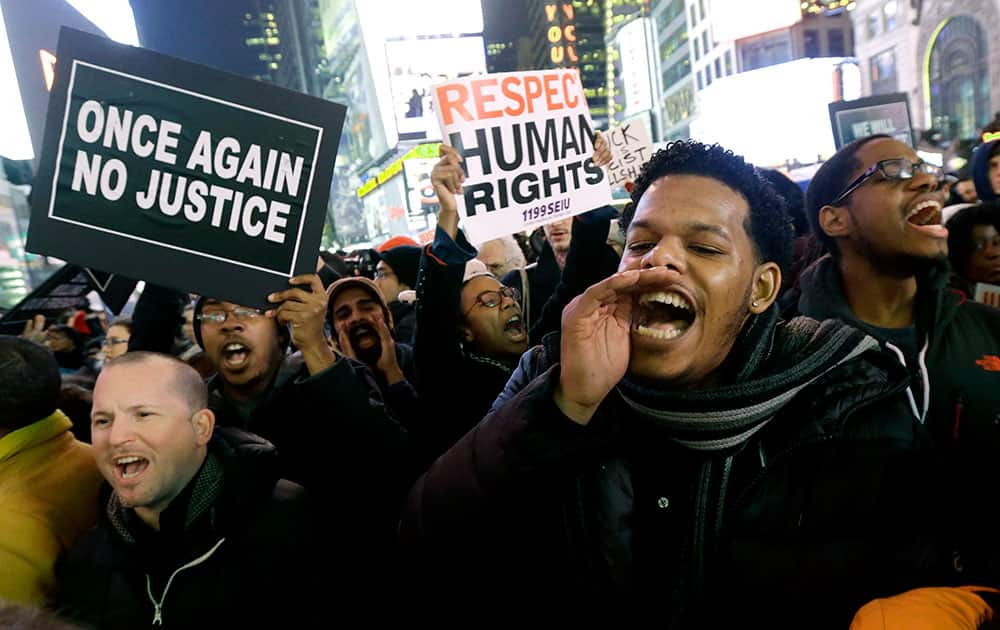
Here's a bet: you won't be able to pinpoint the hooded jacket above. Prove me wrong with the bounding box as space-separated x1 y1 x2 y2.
56 428 316 628
0 411 102 606
402 312 958 626
972 140 999 202
795 255 1000 451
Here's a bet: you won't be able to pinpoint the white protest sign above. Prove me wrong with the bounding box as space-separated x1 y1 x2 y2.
432 69 613 244
606 117 653 189
974 282 1000 308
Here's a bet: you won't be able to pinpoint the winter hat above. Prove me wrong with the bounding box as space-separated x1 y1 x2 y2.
377 235 419 252
375 245 422 289
462 258 495 285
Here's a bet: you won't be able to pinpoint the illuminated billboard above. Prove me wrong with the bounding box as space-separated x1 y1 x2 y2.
690 58 859 166
0 0 137 160
710 0 802 42
384 36 487 141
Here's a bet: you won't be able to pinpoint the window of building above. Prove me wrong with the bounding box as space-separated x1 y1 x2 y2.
705 64 712 85
883 0 898 31
828 29 846 57
714 57 721 78
870 48 897 94
724 50 733 74
804 29 820 57
660 27 689 62
697 70 703 89
867 13 881 39
662 55 691 88
702 30 709 54
690 3 697 25
694 37 700 60
698 0 706 22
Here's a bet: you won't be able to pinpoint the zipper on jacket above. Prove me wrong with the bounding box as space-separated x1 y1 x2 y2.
145 538 226 626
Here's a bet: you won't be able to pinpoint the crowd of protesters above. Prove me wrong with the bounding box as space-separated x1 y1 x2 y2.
4 120 1000 628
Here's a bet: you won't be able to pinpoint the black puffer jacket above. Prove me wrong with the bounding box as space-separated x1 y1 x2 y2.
402 318 962 626
55 428 316 628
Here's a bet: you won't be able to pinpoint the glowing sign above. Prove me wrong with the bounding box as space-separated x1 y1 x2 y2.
39 49 56 91
546 3 578 66
983 131 1000 143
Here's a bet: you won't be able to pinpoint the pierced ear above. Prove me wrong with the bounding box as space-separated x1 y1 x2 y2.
461 326 475 343
191 409 215 447
818 204 851 240
749 262 781 314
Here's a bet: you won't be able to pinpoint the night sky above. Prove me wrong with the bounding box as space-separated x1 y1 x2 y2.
128 0 261 78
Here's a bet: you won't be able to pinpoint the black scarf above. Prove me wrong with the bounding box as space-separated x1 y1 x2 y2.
616 307 878 451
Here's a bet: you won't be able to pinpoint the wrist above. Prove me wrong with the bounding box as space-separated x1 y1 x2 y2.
382 365 406 385
553 383 600 426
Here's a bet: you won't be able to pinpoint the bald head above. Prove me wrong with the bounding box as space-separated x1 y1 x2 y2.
102 351 207 412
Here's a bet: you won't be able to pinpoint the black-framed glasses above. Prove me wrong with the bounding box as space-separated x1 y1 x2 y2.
197 306 263 326
463 286 521 317
830 158 943 206
102 337 129 347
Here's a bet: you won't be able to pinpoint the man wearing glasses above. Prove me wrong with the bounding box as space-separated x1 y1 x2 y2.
795 135 1000 586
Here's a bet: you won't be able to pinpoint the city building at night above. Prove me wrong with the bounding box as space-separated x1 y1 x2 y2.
851 0 1000 142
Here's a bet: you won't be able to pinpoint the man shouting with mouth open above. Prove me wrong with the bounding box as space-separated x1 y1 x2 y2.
401 141 961 627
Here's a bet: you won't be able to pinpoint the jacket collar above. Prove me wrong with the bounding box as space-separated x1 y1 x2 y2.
0 410 72 464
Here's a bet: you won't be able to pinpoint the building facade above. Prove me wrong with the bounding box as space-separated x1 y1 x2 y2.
851 0 1000 141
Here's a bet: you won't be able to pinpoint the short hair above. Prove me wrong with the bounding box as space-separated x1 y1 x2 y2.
0 602 84 629
622 140 792 273
107 316 132 333
101 351 208 412
478 235 526 272
946 201 1000 275
805 134 892 254
46 324 81 349
0 336 61 431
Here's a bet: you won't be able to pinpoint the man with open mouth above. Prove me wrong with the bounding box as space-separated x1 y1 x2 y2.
794 135 1000 456
327 276 418 427
402 141 960 625
57 352 317 628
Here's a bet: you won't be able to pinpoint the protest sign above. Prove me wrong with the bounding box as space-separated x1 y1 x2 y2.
606 117 653 189
974 282 1000 308
828 93 914 149
432 69 612 244
0 264 137 335
26 28 346 309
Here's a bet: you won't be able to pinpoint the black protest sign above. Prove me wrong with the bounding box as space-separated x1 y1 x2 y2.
828 93 914 149
26 28 346 309
606 117 653 189
0 264 137 335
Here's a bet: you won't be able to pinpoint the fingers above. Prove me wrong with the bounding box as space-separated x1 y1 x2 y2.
572 268 673 318
432 144 465 197
268 275 327 306
593 130 612 168
337 328 356 360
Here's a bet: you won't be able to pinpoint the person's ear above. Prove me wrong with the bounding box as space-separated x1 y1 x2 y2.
190 409 215 447
748 262 781 314
462 326 474 343
818 204 851 240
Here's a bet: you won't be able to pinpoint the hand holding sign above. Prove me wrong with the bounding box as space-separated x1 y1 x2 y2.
431 144 465 238
21 314 48 344
593 131 611 169
267 273 336 375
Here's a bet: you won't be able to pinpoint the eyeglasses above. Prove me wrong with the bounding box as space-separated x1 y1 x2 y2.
830 158 944 206
197 307 263 326
374 267 395 280
102 337 129 346
463 286 521 317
